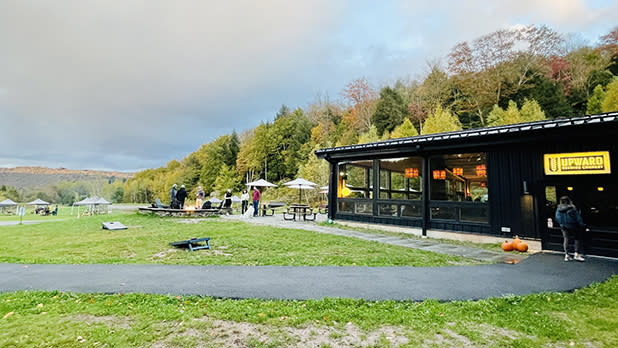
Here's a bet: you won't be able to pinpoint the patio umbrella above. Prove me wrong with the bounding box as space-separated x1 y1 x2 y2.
283 178 318 203
231 195 241 203
209 197 222 204
245 179 277 187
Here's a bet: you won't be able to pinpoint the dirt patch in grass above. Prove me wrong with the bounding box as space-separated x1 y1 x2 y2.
151 249 179 259
68 314 133 329
151 317 410 347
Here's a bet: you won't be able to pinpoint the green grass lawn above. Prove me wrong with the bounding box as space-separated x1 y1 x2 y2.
0 212 477 266
1 276 617 347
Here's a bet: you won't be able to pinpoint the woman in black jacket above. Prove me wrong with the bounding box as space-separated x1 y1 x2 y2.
176 185 188 209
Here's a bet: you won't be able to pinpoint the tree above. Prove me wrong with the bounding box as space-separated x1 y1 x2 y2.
587 85 606 114
488 99 545 126
601 78 618 112
507 74 572 118
358 125 380 144
371 86 408 136
520 99 546 122
298 144 330 187
488 100 521 126
342 77 378 132
421 106 462 134
390 118 419 138
213 164 241 196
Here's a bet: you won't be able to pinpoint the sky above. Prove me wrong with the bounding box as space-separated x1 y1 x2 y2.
1 0 616 172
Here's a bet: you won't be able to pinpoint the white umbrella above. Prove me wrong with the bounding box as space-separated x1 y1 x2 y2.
283 178 318 203
231 195 241 203
283 178 318 187
209 197 222 203
245 179 277 187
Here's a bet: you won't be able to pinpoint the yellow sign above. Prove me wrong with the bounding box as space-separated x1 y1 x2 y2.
544 151 611 175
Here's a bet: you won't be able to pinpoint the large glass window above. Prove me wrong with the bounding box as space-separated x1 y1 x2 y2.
338 160 373 199
378 157 422 200
430 153 488 202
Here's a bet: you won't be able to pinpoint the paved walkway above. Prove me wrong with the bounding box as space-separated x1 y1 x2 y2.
1 253 617 300
223 215 526 263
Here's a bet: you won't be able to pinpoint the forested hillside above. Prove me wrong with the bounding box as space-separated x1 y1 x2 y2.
122 25 618 204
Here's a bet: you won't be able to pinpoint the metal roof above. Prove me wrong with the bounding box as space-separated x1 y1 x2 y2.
315 112 618 157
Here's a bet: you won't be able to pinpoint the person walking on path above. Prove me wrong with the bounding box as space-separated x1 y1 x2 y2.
170 184 178 207
240 189 249 214
176 185 188 209
251 187 261 217
195 186 205 208
555 196 586 262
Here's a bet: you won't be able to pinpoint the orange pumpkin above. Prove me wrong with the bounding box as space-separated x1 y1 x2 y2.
516 242 528 252
501 241 514 251
512 236 521 249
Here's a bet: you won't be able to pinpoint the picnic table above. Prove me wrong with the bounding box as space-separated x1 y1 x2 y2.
283 204 317 221
169 237 211 251
262 202 286 216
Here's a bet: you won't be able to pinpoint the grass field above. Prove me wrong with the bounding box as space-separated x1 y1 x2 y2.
1 210 616 347
0 212 477 266
1 276 617 347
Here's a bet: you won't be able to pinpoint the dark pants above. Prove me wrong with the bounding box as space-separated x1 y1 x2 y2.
253 201 259 216
178 199 185 209
241 200 248 214
562 227 583 254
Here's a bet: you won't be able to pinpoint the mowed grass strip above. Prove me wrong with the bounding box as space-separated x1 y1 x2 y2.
0 213 477 266
1 276 617 347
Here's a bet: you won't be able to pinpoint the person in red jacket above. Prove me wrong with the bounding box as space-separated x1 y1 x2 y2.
251 187 261 217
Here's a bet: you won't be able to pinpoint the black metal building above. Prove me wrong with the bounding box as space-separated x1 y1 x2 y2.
316 112 618 258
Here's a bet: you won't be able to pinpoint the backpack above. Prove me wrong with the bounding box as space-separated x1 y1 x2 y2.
202 201 212 209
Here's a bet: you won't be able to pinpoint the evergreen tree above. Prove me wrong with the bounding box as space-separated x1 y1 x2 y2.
371 86 408 136
587 85 606 114
520 99 546 122
390 118 419 138
601 78 618 112
358 125 380 143
422 106 462 134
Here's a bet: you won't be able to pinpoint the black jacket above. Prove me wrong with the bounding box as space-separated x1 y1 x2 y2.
176 188 187 202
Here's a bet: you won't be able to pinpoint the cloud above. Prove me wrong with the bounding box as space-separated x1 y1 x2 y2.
0 0 344 170
0 0 616 171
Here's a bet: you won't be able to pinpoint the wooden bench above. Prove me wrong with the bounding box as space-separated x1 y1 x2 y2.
169 237 211 251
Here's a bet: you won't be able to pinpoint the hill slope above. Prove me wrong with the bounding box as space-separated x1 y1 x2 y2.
0 167 134 189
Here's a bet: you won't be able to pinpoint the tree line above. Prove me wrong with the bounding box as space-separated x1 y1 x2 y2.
121 25 618 205
3 26 616 206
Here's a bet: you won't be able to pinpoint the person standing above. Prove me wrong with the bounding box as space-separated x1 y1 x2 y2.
555 196 586 262
170 184 178 207
195 186 205 208
251 187 261 217
240 189 249 214
176 185 188 209
223 189 233 215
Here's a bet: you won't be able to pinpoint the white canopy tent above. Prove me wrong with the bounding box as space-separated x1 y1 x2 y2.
26 198 50 205
71 196 112 215
0 198 19 214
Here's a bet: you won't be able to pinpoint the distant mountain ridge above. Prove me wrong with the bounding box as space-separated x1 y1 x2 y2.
0 167 134 189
